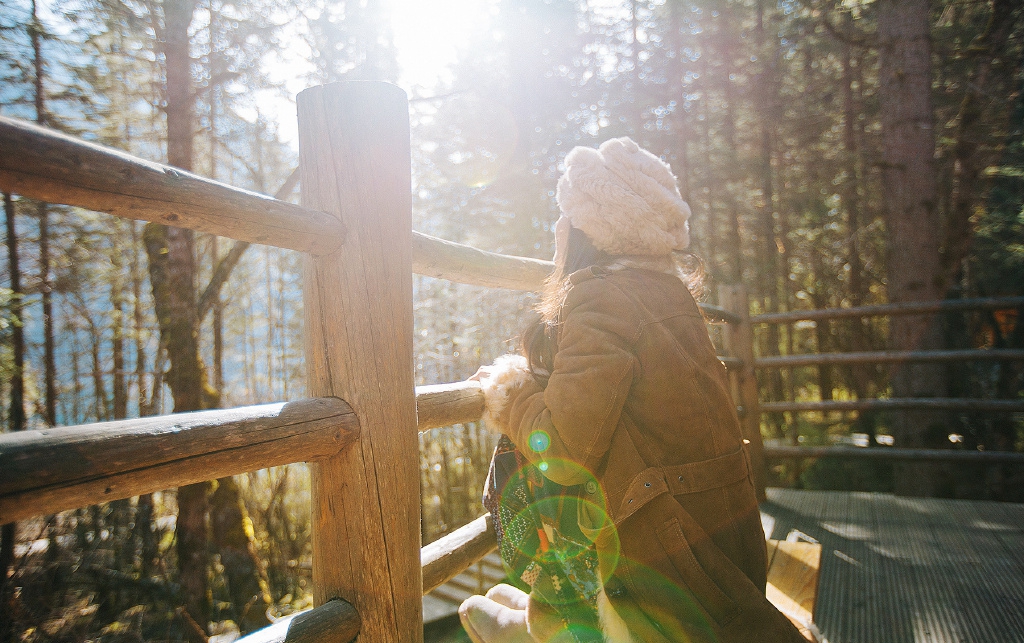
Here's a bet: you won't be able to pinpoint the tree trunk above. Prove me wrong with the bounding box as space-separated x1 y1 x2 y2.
111 224 127 420
942 0 1019 285
38 202 56 426
3 200 25 449
212 237 224 394
144 220 215 635
32 0 56 428
0 191 26 643
152 1 214 638
131 221 150 416
209 477 271 633
85 306 109 421
877 0 948 496
719 21 744 285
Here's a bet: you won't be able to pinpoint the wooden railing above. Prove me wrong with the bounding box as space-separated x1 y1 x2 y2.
752 298 1024 466
0 82 764 642
0 82 600 643
2 80 1020 643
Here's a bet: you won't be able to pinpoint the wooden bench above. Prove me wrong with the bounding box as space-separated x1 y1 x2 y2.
765 539 822 642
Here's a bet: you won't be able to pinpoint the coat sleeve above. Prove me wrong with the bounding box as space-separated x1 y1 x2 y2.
504 282 639 486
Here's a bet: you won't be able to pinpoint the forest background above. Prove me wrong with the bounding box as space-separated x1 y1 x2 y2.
0 0 1022 641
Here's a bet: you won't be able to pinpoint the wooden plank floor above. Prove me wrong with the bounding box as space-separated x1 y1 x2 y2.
762 489 1024 643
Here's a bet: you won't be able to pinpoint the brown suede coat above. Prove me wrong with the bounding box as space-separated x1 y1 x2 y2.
494 266 805 643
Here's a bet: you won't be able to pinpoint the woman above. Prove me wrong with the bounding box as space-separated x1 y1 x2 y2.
459 138 807 643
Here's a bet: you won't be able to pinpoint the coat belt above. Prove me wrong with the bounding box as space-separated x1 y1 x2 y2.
614 444 751 525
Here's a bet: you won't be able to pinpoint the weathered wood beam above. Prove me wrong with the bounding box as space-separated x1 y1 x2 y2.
412 232 552 291
415 381 485 432
300 81 422 642
0 398 357 523
756 349 1024 369
765 445 1024 464
761 398 1024 413
421 514 497 595
752 296 1024 324
234 599 360 643
0 116 343 255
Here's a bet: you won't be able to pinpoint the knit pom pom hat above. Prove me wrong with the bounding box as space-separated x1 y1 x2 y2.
555 137 691 256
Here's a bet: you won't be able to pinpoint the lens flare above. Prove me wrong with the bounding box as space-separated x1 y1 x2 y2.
529 430 551 453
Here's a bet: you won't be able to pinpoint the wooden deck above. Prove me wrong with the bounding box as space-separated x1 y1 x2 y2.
761 489 1024 643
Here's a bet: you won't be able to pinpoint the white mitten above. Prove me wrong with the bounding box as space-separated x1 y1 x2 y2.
459 591 532 643
478 354 532 434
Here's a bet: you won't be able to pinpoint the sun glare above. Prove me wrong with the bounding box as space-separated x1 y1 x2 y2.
261 0 495 149
390 0 495 91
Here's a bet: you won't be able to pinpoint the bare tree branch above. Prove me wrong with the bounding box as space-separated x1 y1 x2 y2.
197 167 299 324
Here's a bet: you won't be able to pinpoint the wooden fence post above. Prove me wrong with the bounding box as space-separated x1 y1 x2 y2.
719 284 768 502
298 82 421 642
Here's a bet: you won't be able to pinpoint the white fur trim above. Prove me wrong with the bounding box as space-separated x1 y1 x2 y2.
597 587 635 643
557 137 691 256
479 354 532 434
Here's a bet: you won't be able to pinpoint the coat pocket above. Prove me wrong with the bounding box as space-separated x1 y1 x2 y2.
655 517 739 626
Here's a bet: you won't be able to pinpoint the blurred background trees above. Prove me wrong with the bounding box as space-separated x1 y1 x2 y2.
0 0 1021 640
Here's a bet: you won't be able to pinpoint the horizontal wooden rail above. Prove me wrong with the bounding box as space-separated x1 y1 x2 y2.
421 514 497 594
0 398 358 523
765 445 1024 464
719 356 744 370
411 233 747 332
755 349 1024 369
0 116 344 255
235 599 360 643
415 381 485 431
412 232 552 290
0 117 756 317
761 398 1024 413
700 304 743 325
753 296 1024 325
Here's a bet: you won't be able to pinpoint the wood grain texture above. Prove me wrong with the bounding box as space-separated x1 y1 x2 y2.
0 116 343 255
234 599 361 643
421 514 497 594
415 381 484 432
765 539 821 637
718 284 768 501
0 398 356 523
298 81 422 642
412 231 552 290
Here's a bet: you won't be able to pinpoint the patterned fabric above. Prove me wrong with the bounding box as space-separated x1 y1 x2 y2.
484 435 604 643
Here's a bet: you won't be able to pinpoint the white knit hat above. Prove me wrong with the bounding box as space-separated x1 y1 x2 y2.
555 137 691 256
